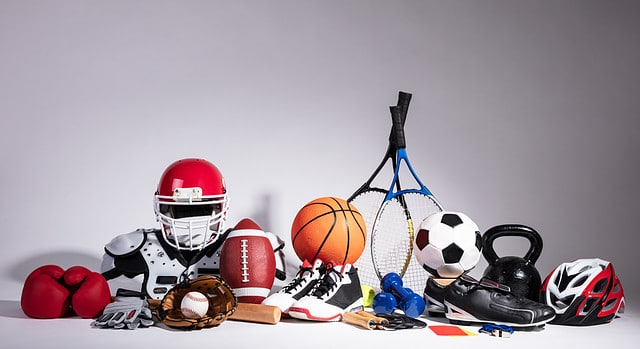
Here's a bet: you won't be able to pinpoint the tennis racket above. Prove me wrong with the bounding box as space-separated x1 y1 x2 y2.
348 92 411 291
370 104 443 293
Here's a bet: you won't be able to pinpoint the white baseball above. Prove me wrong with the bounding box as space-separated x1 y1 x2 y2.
180 291 209 319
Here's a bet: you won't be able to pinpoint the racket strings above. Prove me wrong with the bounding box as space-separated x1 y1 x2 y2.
351 190 442 293
349 190 386 291
399 192 443 293
370 199 412 284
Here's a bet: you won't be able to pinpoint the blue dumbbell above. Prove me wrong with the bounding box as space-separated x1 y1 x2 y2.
380 272 425 318
372 291 397 315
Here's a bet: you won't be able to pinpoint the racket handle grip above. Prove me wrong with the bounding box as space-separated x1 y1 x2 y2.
390 106 406 148
397 91 412 121
389 91 412 143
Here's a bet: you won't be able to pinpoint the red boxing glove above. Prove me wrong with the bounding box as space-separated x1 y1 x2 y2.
21 265 71 319
64 266 111 318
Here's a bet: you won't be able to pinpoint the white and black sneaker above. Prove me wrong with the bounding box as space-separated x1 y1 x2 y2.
444 274 555 329
261 259 326 314
424 277 455 317
288 263 363 321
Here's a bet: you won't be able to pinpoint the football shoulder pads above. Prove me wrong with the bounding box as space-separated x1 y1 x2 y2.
104 228 155 257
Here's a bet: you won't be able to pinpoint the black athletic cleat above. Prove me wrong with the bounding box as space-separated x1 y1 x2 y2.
423 277 454 317
444 274 555 329
288 263 363 321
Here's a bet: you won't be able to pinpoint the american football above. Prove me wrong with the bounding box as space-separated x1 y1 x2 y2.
220 218 276 304
413 211 482 279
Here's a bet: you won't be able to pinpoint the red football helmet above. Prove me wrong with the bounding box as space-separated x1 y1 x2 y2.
153 158 230 251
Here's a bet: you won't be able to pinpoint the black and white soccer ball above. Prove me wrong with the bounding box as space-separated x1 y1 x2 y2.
413 211 482 279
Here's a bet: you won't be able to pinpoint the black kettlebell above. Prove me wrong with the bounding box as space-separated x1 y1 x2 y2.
481 224 543 301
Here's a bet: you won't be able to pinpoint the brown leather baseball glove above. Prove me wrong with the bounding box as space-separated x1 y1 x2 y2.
155 275 237 330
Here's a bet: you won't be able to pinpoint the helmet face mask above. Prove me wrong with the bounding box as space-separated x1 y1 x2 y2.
153 159 230 251
541 258 625 326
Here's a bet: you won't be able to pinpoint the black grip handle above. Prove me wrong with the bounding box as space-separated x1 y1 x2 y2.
397 91 412 125
481 224 543 265
389 91 412 145
390 105 406 149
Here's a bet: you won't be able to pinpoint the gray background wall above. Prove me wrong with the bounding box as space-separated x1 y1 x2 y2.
1 0 638 308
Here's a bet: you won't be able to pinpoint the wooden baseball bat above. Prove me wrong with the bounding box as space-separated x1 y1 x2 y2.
229 303 281 324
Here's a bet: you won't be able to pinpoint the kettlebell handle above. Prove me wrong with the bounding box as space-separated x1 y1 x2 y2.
482 224 543 265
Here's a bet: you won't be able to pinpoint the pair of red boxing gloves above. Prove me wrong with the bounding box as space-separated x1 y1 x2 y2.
21 265 111 319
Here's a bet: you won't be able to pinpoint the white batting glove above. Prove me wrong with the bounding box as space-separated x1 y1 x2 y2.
92 295 154 330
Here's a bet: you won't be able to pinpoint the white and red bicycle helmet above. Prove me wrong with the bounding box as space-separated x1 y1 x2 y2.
540 258 624 326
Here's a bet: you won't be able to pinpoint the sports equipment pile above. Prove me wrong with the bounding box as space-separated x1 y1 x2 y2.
18 92 626 340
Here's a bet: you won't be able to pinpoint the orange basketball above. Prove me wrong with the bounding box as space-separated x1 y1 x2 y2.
291 196 366 265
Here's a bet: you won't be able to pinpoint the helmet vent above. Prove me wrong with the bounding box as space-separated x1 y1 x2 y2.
613 282 620 293
573 274 589 288
552 293 574 309
580 298 598 314
592 279 608 294
554 270 562 285
577 265 591 273
601 298 618 313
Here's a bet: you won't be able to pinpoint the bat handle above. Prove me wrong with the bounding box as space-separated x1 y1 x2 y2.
229 303 282 324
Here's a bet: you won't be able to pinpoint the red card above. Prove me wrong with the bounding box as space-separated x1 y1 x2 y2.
428 325 476 336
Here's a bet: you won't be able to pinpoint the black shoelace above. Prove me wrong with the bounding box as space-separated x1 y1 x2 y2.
311 264 339 299
283 263 326 293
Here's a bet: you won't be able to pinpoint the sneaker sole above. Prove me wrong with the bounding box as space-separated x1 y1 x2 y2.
288 300 363 322
425 295 446 317
444 301 555 329
287 306 343 322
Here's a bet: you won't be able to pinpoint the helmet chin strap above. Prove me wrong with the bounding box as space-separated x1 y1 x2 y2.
178 268 195 285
